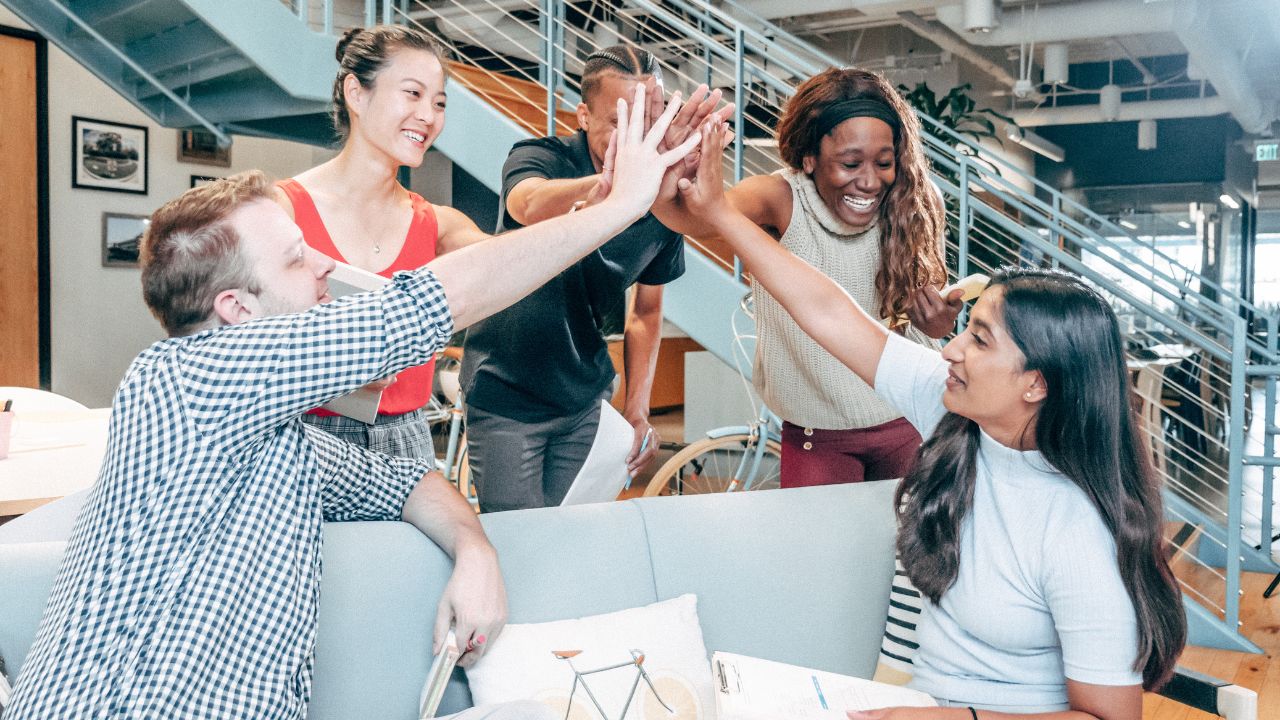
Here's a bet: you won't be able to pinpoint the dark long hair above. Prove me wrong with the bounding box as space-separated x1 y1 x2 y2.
331 25 447 142
895 268 1186 690
776 67 946 324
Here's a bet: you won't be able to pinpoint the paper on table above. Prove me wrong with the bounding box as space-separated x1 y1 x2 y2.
713 651 935 720
559 400 632 506
321 262 391 424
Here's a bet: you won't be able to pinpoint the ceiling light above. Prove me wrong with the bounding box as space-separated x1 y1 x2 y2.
1219 193 1240 210
963 0 998 32
1099 84 1122 121
1138 119 1157 150
1043 44 1069 85
1120 219 1138 230
1177 220 1191 229
1005 125 1066 162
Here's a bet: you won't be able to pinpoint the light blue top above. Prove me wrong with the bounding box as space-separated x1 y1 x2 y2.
874 333 1143 711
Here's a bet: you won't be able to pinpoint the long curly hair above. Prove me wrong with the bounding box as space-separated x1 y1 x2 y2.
896 268 1186 691
777 67 946 323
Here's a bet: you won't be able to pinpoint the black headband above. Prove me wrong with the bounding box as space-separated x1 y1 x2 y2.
815 98 901 141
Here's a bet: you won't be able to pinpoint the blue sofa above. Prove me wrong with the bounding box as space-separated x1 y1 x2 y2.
0 482 898 718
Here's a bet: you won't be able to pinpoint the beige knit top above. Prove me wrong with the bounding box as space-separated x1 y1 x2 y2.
752 169 940 429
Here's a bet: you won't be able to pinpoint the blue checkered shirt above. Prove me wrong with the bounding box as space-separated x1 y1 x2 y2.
6 270 453 719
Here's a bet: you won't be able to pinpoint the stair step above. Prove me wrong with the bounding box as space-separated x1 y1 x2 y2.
447 62 577 136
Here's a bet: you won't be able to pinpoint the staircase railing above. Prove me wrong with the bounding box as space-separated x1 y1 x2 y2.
286 0 1277 651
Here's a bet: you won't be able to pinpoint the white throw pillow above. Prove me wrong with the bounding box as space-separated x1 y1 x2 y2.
465 594 712 720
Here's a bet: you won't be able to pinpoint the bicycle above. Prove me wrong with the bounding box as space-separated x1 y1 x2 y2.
425 347 474 504
643 292 782 497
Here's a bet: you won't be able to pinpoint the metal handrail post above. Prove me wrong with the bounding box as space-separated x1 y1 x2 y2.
1226 315 1248 635
1049 194 1061 269
324 0 333 35
383 0 392 25
365 0 375 27
297 0 308 24
732 29 746 283
541 0 555 137
1264 314 1278 558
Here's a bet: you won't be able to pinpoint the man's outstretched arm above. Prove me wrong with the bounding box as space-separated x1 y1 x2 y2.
429 84 702 332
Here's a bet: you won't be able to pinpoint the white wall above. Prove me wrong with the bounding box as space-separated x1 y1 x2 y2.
2 8 335 407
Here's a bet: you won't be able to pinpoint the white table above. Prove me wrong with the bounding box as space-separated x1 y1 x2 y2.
0 408 110 515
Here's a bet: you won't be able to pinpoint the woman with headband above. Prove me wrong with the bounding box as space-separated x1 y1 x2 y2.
654 67 962 489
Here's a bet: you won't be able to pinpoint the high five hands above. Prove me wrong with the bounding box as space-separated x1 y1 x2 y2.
592 83 706 220
586 82 734 210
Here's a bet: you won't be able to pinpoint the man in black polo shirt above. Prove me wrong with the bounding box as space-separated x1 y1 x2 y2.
461 46 724 512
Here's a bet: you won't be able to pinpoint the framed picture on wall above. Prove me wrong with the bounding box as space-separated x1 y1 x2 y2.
177 128 232 167
72 116 149 195
101 212 149 268
190 175 221 188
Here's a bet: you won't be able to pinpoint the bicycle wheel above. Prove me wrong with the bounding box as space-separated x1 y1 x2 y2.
643 434 782 497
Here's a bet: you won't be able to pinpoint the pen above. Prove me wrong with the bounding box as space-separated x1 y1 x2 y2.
2 400 11 413
638 427 653 456
812 675 828 710
462 634 486 654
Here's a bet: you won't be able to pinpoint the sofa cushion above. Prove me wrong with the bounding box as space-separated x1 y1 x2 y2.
312 499 659 719
465 594 713 718
635 481 898 680
0 541 65 683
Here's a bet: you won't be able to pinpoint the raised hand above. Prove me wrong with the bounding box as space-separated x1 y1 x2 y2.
601 84 703 221
674 121 734 222
659 84 734 154
582 129 617 209
906 284 963 339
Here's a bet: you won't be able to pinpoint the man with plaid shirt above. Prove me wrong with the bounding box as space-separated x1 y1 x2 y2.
5 87 700 718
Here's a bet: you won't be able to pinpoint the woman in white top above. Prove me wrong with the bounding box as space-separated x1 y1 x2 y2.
677 123 1186 719
654 67 962 488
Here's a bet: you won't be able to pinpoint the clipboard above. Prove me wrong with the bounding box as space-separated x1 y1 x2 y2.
419 629 462 719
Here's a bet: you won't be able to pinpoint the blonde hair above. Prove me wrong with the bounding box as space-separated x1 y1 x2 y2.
141 171 270 336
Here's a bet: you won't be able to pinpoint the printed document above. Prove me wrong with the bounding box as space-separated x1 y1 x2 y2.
713 651 935 719
560 400 632 506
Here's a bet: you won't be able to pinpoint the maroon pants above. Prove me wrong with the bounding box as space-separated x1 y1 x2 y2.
780 417 922 488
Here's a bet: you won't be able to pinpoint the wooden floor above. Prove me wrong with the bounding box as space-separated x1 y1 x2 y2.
1143 565 1280 719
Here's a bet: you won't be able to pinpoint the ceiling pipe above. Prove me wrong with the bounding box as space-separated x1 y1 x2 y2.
937 0 1272 134
727 0 936 22
1011 96 1229 127
934 0 1183 46
896 11 1042 101
1173 0 1274 134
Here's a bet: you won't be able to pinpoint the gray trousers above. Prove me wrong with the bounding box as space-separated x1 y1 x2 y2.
465 388 612 513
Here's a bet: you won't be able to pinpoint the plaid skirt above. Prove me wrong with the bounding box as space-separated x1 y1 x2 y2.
300 408 433 460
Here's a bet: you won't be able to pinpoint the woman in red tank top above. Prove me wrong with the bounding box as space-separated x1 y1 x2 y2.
273 25 494 459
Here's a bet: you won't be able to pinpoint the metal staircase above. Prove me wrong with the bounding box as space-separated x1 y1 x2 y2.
6 0 1278 653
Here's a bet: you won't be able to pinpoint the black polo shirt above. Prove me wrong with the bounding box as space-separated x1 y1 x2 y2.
460 130 685 422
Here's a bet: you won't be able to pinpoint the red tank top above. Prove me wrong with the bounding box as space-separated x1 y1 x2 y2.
277 178 439 417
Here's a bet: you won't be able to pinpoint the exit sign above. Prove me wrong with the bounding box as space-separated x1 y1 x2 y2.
1257 143 1279 162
